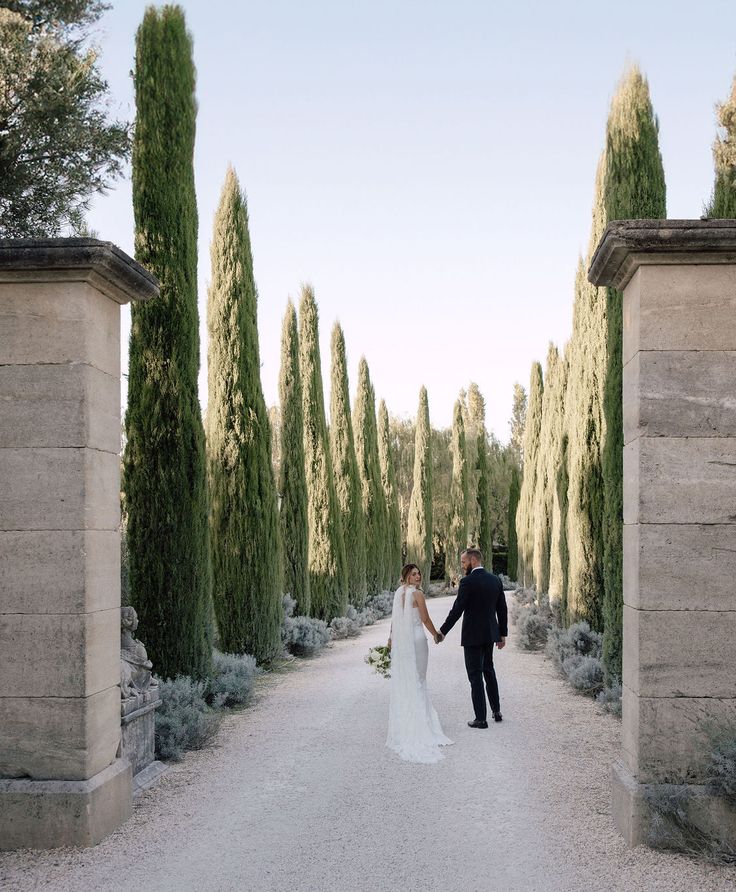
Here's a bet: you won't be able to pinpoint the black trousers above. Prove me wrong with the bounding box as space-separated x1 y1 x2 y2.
463 643 500 721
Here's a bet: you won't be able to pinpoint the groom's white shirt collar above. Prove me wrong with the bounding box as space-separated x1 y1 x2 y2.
471 565 484 572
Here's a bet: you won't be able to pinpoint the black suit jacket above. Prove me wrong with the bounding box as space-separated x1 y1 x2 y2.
440 568 508 646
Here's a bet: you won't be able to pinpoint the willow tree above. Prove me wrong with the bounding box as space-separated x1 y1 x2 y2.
123 5 211 681
515 362 543 589
354 358 388 593
206 168 282 661
507 466 520 581
299 286 347 620
329 323 367 605
601 66 666 681
532 344 563 595
446 399 469 586
406 387 433 586
278 301 310 614
707 73 736 217
378 399 402 586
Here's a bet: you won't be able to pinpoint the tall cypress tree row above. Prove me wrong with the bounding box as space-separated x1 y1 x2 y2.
515 362 543 589
708 74 736 216
565 153 607 628
507 466 520 581
206 167 282 661
446 399 469 585
299 286 348 620
123 5 211 681
601 66 666 681
378 399 402 586
329 323 367 605
547 353 569 612
406 386 433 587
278 301 310 614
467 384 492 562
532 344 562 595
354 358 389 593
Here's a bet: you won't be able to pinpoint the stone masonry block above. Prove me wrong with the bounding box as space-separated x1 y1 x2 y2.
0 758 132 849
623 437 736 525
0 608 120 698
0 281 120 378
0 529 120 615
623 264 736 366
623 605 736 698
622 686 736 784
0 363 120 452
0 447 120 531
623 523 736 612
0 686 120 781
623 350 736 443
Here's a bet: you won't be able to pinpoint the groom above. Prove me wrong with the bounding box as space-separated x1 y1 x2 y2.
437 548 508 729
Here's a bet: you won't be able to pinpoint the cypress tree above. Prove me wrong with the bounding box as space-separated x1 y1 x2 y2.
354 358 389 594
532 344 562 595
601 66 666 681
508 383 527 466
547 352 569 611
467 384 492 562
564 144 608 629
299 285 348 620
507 466 520 581
446 399 469 586
708 74 736 217
378 399 402 586
515 362 543 589
406 387 433 587
278 301 310 614
329 323 367 605
123 5 211 681
206 167 282 661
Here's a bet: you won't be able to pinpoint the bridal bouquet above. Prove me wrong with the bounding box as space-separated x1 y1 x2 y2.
365 645 391 679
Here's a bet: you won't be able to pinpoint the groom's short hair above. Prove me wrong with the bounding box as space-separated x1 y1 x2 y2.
463 547 483 563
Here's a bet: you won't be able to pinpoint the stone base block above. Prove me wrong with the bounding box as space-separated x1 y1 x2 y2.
613 760 736 852
132 760 167 797
121 688 160 776
0 757 131 850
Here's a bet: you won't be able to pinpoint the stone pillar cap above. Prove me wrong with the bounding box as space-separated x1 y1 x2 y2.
588 219 736 290
0 238 159 304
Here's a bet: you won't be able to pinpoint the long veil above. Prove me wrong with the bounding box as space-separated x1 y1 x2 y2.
386 584 452 763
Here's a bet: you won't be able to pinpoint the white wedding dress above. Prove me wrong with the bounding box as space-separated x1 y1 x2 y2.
386 584 453 763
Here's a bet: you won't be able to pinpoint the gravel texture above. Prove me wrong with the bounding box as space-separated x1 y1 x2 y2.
1 595 733 892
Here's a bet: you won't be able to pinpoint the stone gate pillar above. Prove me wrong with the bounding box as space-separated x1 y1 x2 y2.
0 240 158 849
589 219 736 849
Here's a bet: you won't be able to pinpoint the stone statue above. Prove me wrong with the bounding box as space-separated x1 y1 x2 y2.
120 606 156 698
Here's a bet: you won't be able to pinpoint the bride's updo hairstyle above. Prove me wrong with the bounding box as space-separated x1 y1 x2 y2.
400 563 420 585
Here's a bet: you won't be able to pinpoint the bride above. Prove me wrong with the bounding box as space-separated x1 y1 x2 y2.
386 564 453 763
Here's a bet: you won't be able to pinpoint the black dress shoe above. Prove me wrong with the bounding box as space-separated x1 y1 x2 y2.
467 719 488 729
493 712 503 722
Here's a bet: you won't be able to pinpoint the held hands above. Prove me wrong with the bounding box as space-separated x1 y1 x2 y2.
433 631 445 644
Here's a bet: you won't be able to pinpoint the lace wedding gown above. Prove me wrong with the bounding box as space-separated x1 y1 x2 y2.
386 584 453 763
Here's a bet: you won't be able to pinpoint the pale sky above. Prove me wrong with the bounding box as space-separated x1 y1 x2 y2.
87 0 736 440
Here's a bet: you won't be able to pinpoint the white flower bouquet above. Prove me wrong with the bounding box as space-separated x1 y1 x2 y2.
365 644 391 679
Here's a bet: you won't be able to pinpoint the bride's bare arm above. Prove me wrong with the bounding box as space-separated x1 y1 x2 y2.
413 590 439 638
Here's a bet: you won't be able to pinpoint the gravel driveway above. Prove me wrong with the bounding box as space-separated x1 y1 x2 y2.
1 594 733 892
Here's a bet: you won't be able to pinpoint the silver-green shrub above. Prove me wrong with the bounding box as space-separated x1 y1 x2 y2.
516 607 552 651
281 594 331 656
206 650 259 707
596 681 622 717
330 612 361 639
545 620 602 670
154 676 222 761
708 733 736 806
365 590 393 618
562 654 604 694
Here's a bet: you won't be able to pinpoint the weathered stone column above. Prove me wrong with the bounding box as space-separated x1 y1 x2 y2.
589 219 736 849
0 240 158 850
